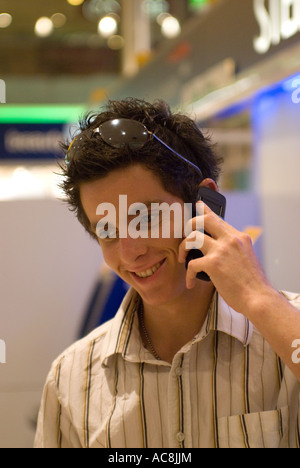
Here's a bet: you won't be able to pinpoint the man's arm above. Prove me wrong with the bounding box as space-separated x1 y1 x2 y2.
179 201 300 381
34 371 61 448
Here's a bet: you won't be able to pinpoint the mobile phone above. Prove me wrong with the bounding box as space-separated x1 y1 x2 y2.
185 186 226 281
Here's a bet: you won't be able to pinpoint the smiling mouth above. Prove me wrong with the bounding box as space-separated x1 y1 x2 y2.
134 259 165 279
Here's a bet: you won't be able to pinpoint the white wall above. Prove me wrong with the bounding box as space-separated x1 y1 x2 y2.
0 198 103 448
223 190 262 263
252 87 300 293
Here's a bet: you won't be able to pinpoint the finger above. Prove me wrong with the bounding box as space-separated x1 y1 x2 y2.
178 230 213 263
185 257 206 289
178 231 203 263
195 201 233 239
184 214 204 241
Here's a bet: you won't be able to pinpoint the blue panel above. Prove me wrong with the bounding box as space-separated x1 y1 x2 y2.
0 123 66 160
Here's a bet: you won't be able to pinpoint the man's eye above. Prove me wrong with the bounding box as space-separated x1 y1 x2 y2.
96 222 117 240
139 211 160 230
150 210 160 227
140 213 152 225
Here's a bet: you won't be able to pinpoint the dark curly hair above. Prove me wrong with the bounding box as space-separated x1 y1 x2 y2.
58 98 223 240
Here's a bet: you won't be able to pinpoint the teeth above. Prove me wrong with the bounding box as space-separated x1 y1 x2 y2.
135 261 163 278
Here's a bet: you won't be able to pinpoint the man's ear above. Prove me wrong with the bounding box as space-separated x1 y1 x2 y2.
198 178 218 192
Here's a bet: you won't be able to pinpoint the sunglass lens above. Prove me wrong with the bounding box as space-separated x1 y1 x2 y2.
99 119 149 149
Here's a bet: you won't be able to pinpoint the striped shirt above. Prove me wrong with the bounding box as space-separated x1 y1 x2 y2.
34 289 300 448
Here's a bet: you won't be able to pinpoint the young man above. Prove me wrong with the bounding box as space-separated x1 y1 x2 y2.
35 98 300 448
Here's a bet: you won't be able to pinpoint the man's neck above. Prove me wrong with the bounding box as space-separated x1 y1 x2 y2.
140 282 215 364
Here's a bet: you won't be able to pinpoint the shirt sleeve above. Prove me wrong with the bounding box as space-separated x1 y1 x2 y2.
34 366 62 448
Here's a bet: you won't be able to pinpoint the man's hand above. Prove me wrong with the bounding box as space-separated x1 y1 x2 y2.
179 201 300 381
178 201 272 316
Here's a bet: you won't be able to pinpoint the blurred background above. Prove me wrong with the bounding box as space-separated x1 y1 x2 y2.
1 0 300 447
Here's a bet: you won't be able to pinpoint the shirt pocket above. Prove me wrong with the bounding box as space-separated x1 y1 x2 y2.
217 406 289 448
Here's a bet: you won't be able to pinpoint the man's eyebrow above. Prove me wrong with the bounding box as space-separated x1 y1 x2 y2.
141 199 167 208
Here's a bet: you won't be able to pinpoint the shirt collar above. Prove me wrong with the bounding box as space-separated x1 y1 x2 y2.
203 293 253 346
101 288 253 367
101 288 157 367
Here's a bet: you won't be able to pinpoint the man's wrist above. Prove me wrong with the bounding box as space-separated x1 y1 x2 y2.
243 285 283 324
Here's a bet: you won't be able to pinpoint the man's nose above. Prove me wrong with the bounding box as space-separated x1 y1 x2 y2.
118 235 148 265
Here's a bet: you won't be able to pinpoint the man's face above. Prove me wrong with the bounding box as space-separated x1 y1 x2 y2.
80 164 190 307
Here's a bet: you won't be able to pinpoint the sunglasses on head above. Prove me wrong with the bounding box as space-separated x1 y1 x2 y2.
66 118 203 178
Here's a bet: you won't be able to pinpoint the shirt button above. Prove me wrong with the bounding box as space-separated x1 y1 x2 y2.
176 432 185 443
175 367 183 376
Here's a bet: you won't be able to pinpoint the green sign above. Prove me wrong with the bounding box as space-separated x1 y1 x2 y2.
189 0 209 8
0 104 87 123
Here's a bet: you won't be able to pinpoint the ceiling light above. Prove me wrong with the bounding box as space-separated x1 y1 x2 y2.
0 166 63 201
156 12 171 26
98 16 118 38
34 17 54 38
51 13 67 28
0 13 12 28
107 34 124 50
67 0 85 6
142 0 169 18
83 0 121 22
161 16 181 39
